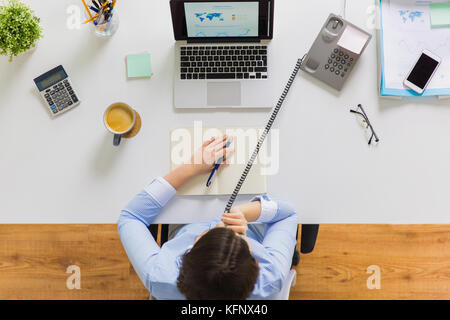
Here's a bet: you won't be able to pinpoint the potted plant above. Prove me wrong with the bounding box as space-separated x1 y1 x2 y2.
0 0 43 62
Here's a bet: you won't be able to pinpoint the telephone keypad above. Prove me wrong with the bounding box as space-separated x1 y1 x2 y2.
323 47 355 79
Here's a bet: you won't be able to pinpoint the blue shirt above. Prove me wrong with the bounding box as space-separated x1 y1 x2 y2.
118 177 298 300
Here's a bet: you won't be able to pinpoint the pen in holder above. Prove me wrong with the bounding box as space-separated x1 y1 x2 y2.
82 0 119 37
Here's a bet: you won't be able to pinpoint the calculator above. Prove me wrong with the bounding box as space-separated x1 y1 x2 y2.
33 65 80 116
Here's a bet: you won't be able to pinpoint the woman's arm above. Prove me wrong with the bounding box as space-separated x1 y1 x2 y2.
163 164 198 190
228 201 262 223
118 135 233 289
118 178 177 289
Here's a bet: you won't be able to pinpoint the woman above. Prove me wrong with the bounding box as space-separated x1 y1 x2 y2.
118 135 298 299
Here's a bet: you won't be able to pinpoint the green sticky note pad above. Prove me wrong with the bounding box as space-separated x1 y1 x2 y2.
429 2 450 28
127 53 152 78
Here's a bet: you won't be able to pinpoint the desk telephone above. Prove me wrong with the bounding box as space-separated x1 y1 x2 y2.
300 13 372 91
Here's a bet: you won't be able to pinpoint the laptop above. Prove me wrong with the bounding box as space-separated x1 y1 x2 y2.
170 0 275 108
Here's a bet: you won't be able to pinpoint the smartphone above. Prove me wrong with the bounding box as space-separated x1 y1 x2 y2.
403 50 441 94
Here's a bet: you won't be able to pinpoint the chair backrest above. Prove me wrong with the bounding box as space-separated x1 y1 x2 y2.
149 269 297 300
271 269 297 300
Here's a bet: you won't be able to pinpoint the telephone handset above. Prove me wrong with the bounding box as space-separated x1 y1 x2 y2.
322 17 344 43
300 13 372 91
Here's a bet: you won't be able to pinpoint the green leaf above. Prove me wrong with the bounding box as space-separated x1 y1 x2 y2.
0 0 43 62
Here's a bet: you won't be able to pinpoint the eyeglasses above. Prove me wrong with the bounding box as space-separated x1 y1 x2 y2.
350 104 379 145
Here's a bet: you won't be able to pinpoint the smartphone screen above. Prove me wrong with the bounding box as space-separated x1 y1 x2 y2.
406 53 440 89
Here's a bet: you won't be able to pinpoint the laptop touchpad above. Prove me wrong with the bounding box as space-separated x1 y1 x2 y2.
207 82 241 107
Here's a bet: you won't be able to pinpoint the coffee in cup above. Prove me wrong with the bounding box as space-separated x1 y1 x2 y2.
104 102 136 146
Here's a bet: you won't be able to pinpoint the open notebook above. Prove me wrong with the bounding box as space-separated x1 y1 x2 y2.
170 127 268 196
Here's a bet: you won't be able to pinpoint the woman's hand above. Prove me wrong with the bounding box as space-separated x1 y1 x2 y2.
189 135 234 175
164 135 234 190
221 208 248 235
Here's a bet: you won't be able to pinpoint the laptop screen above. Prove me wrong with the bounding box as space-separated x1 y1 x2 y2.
170 0 274 41
184 2 259 38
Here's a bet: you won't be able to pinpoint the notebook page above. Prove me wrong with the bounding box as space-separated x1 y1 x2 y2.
170 127 267 196
216 127 267 195
170 128 222 195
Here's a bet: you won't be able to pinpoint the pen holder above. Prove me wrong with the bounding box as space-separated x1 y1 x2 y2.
91 12 119 37
82 0 119 37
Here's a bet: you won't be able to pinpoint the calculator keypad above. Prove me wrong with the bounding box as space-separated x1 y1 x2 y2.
324 48 354 78
45 79 78 115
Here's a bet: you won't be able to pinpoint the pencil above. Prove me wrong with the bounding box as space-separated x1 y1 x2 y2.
81 0 93 19
84 13 99 24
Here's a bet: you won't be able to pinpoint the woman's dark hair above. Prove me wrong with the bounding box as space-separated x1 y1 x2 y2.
177 227 259 300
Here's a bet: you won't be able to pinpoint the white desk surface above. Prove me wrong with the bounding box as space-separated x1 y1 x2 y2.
1 0 450 224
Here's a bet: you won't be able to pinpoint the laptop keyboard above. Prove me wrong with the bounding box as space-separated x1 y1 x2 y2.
180 45 268 80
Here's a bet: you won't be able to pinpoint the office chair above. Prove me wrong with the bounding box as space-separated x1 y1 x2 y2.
272 224 320 299
148 224 319 300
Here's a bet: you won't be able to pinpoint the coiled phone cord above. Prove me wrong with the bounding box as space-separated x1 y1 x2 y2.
224 56 306 213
